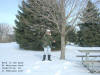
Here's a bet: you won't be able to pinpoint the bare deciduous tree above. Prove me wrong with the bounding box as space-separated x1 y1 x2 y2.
0 23 11 41
58 0 88 60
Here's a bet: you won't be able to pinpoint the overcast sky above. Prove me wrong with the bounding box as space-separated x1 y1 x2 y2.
0 0 99 27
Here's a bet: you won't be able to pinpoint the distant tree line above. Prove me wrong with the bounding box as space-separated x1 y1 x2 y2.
0 23 15 43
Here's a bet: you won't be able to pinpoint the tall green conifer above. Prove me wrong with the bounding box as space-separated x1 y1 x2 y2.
77 0 100 46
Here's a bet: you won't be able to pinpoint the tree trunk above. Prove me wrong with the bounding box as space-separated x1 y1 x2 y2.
60 0 66 60
60 24 66 59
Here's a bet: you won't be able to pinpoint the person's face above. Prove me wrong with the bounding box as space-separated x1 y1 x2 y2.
46 31 51 35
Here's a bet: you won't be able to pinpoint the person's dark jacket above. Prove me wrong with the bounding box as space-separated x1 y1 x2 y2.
42 34 53 47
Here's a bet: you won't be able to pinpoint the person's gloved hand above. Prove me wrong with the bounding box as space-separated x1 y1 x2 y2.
52 40 56 48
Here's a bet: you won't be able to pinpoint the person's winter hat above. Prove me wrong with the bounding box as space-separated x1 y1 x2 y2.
46 29 51 32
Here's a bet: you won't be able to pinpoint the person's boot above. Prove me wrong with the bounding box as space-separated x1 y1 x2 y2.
48 55 51 61
42 55 46 61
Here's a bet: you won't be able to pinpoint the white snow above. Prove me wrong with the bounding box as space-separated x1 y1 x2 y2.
0 42 100 75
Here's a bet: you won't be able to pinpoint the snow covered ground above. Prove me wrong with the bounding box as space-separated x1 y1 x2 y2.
0 42 100 75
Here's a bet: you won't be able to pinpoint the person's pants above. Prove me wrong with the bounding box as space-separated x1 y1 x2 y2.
43 46 51 55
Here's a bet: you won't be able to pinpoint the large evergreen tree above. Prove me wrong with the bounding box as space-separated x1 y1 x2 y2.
77 0 100 47
15 0 62 50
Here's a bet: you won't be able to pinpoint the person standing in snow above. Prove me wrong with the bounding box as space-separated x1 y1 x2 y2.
42 29 55 61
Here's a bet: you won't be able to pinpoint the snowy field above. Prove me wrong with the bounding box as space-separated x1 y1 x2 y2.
0 42 100 75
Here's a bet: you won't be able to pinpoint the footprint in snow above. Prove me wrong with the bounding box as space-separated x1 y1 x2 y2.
55 70 62 75
33 65 40 70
